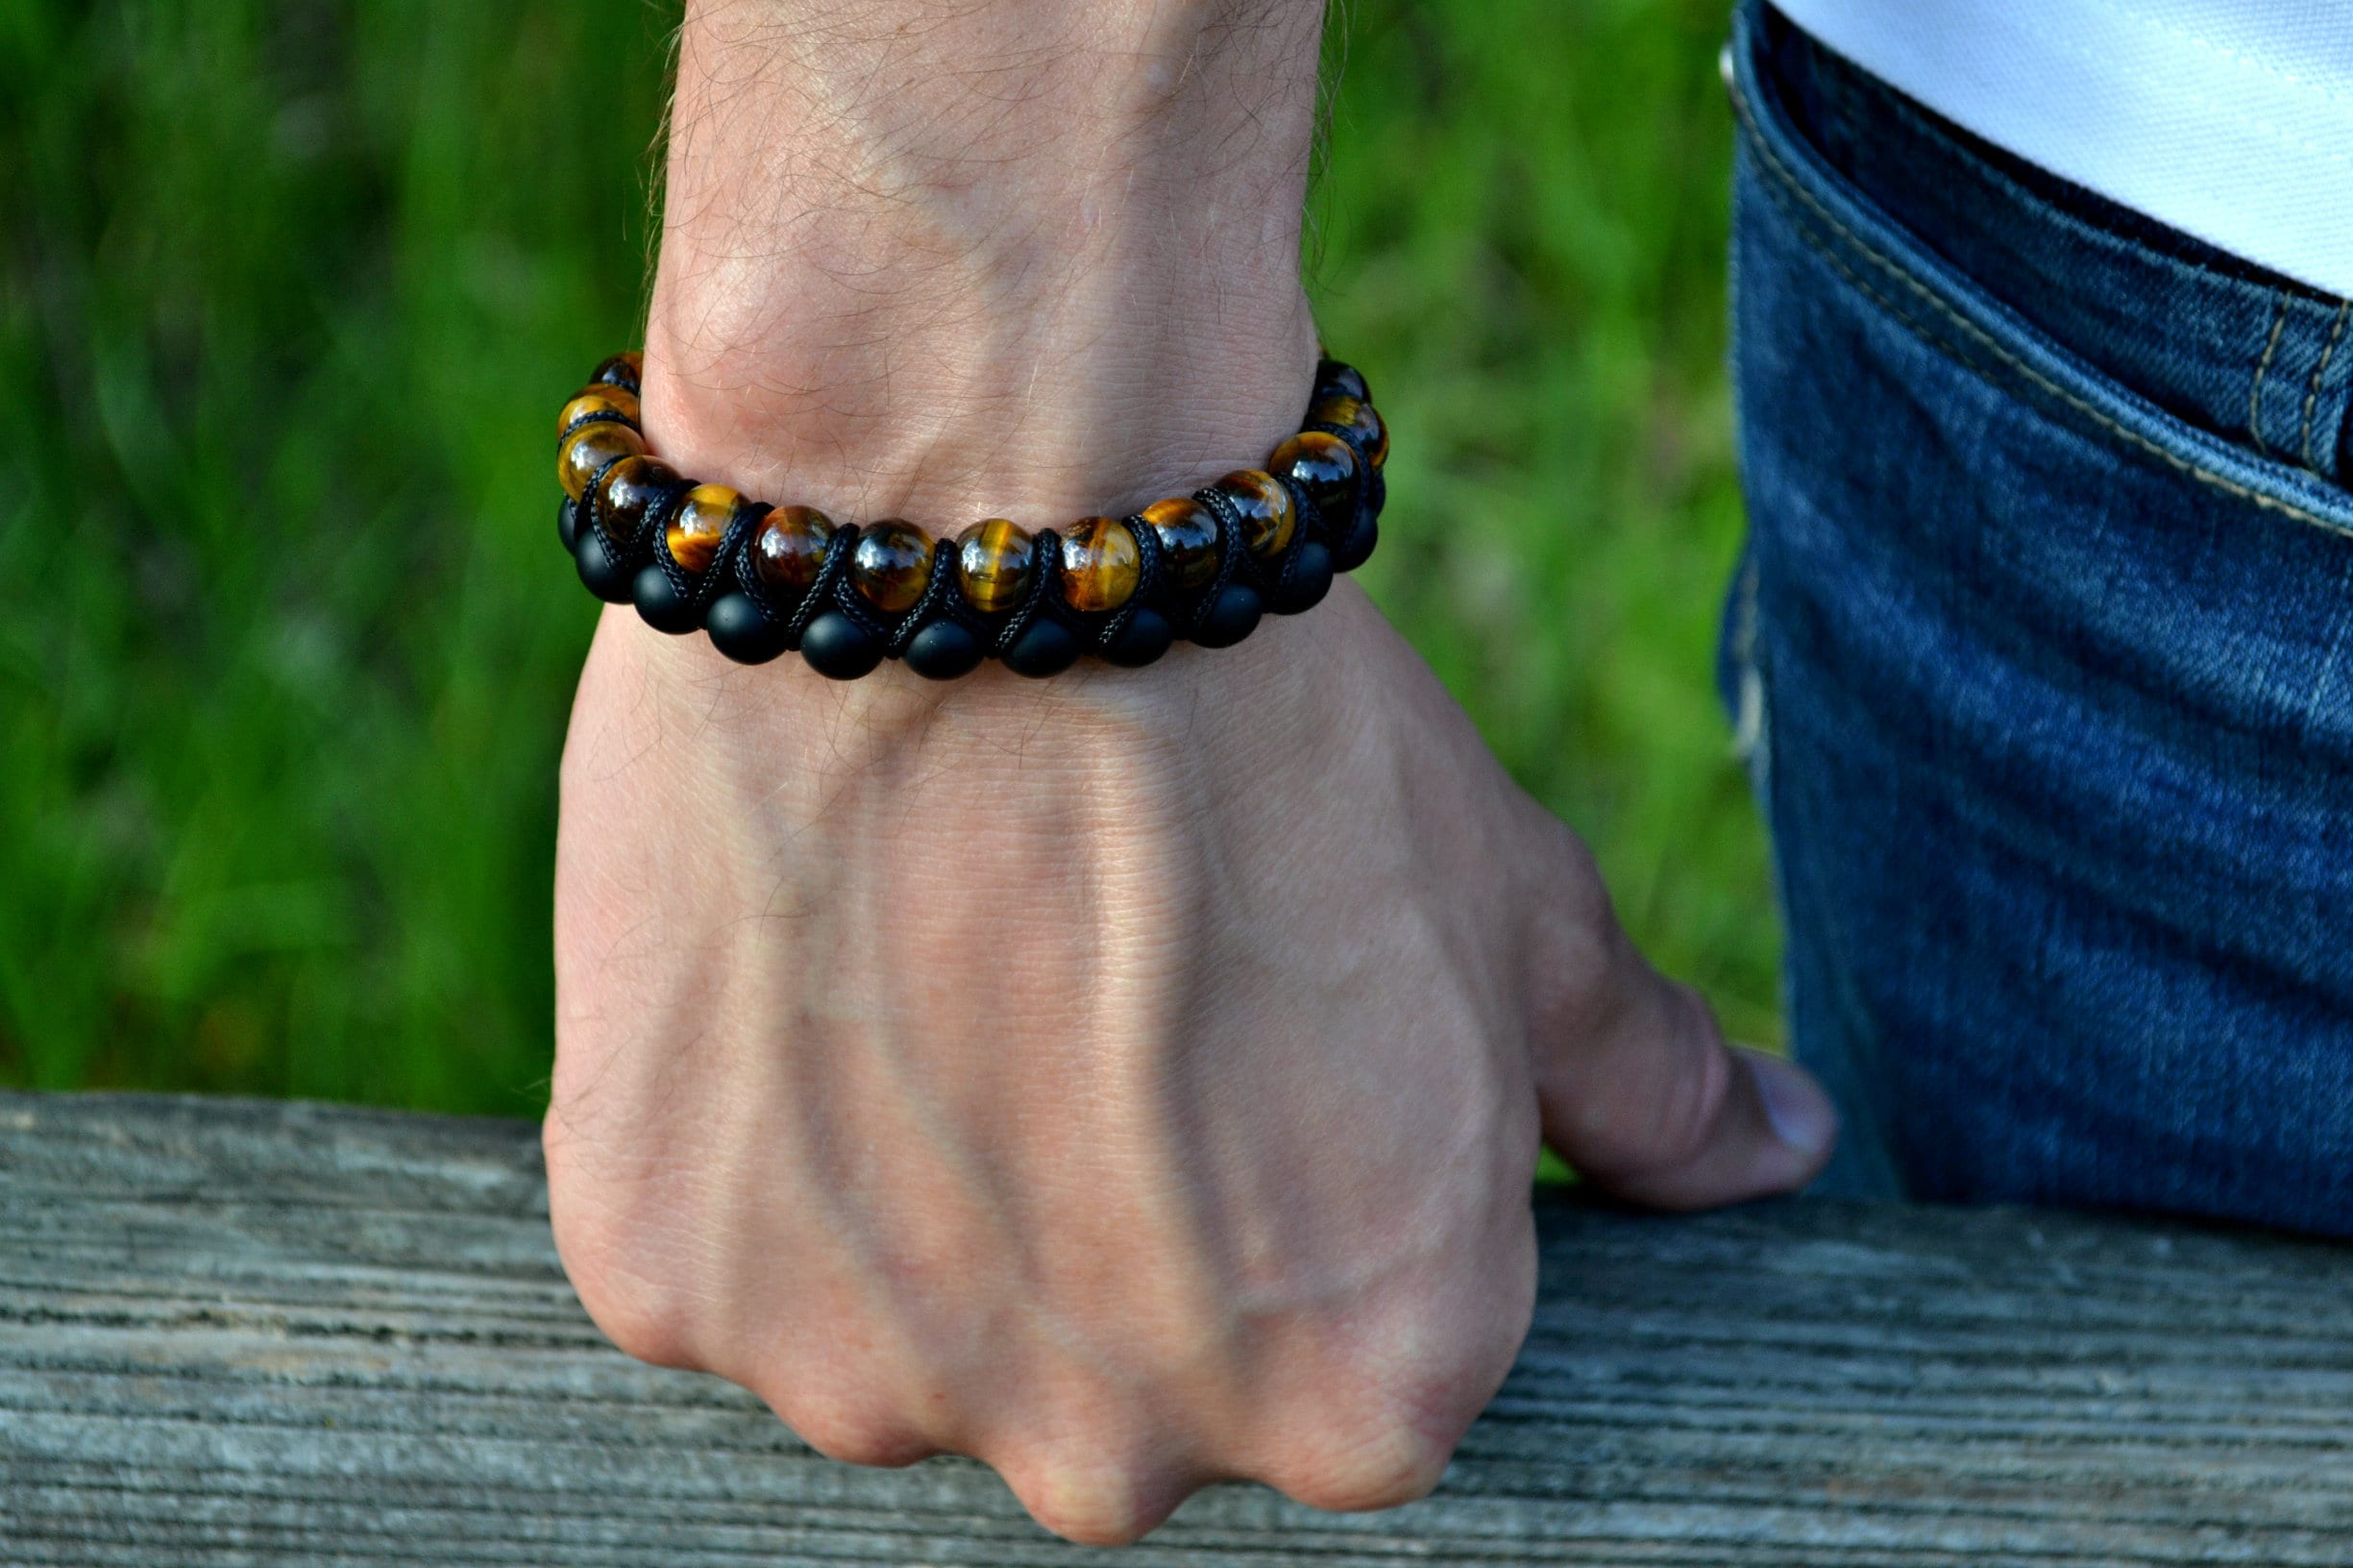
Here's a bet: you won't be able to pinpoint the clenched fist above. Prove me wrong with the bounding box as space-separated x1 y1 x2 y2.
546 0 1833 1544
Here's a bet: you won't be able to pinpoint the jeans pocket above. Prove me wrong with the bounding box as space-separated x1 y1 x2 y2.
1721 2 2353 1233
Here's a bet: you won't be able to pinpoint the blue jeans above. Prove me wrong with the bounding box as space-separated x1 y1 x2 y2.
1727 4 2353 1235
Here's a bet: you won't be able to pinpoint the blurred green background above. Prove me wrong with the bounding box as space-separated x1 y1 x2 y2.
0 0 1773 1116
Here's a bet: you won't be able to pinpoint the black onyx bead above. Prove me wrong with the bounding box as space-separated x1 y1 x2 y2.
1191 582 1262 649
632 565 700 634
903 619 984 680
1102 608 1175 668
1272 541 1334 614
1331 508 1379 574
557 496 580 552
1002 617 1081 678
575 526 636 603
1315 358 1369 404
705 592 790 665
800 611 885 679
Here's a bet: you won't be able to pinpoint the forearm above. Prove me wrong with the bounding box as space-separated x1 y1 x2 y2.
645 0 1330 523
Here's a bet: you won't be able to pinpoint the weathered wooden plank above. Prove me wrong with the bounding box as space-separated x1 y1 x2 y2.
3 1091 2351 1565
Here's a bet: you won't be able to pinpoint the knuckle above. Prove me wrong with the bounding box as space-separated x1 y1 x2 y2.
997 1443 1186 1547
1271 1306 1521 1514
547 1201 699 1370
567 1263 699 1370
1277 1418 1455 1513
776 1399 931 1470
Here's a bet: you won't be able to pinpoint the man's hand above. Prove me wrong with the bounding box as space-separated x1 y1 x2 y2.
547 0 1834 1544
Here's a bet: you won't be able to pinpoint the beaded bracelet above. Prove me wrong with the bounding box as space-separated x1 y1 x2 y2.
552 351 1386 679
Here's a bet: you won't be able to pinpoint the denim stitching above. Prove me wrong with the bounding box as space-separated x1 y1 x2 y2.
1866 69 2286 326
2249 296 2290 458
2299 302 2350 472
1731 74 2353 546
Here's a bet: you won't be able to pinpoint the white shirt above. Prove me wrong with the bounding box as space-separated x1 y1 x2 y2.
1768 0 2353 300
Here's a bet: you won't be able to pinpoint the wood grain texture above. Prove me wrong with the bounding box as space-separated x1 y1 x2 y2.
4 1091 2352 1565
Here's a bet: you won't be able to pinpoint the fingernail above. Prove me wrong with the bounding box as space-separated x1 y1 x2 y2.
1743 1050 1838 1161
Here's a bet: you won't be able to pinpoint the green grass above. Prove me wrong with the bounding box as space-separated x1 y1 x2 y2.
0 0 1774 1116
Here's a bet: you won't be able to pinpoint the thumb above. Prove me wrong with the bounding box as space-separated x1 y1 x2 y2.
1525 887 1837 1210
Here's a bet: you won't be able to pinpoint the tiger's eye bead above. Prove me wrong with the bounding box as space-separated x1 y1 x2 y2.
595 454 681 545
1267 432 1358 526
751 506 833 596
1141 497 1219 590
557 420 646 502
955 518 1033 614
1212 469 1298 560
665 483 740 575
1314 358 1369 404
1059 517 1141 614
851 519 933 614
557 383 640 436
594 351 643 391
1308 395 1388 470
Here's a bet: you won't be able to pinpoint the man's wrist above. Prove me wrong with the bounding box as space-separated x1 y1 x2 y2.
640 0 1331 524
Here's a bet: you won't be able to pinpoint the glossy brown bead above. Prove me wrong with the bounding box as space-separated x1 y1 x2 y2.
1266 433 1358 526
557 420 647 502
595 455 681 545
1141 497 1219 590
1308 395 1387 469
665 483 740 575
955 518 1033 614
558 383 640 435
1059 517 1141 614
594 350 644 389
1212 468 1298 560
751 505 833 595
852 519 933 614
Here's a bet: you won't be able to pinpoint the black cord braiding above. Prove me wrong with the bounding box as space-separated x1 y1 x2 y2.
1090 513 1165 654
693 502 768 615
1183 487 1256 634
786 527 862 642
581 453 639 554
991 530 1069 660
888 535 976 660
641 481 700 597
558 409 635 444
1270 471 1324 549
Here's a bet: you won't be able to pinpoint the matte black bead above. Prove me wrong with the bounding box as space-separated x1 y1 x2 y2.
1271 541 1334 614
1315 359 1369 404
575 525 636 604
557 496 579 552
1002 617 1081 678
632 565 700 634
1331 509 1379 575
800 611 885 680
1102 607 1175 668
903 619 984 681
704 592 790 665
1191 582 1262 649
